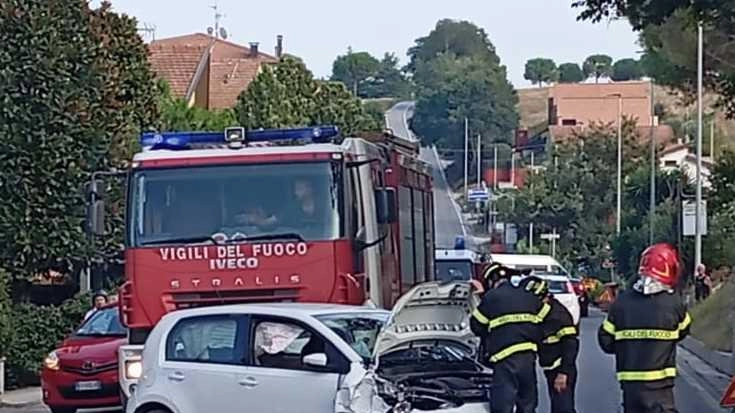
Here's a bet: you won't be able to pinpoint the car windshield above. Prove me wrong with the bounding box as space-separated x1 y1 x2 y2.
547 280 572 294
128 161 343 246
75 307 126 337
315 312 389 362
435 260 474 282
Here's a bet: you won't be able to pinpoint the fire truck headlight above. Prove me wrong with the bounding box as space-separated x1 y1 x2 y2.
43 351 60 371
125 360 143 380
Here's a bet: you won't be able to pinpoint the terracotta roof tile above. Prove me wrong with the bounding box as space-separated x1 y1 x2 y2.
148 43 208 97
152 33 278 61
208 58 264 110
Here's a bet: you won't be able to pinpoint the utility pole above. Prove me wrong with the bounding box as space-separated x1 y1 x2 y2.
464 117 469 197
695 22 703 270
649 80 656 244
493 145 498 190
476 134 482 188
616 94 623 235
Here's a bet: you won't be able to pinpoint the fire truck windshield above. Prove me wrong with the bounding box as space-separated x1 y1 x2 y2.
128 161 343 247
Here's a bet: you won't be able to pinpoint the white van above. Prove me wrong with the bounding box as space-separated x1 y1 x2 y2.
488 254 570 276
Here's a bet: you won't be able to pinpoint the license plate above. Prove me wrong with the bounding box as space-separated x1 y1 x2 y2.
75 380 101 391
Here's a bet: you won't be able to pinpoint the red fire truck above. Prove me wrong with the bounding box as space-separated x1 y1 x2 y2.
91 125 434 344
94 126 437 399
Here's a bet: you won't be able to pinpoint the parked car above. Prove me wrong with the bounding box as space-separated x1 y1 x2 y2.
41 304 126 413
126 281 491 413
534 273 581 325
569 278 589 318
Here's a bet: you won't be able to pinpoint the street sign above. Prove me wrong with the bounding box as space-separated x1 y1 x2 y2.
682 200 707 236
540 233 560 241
467 188 489 202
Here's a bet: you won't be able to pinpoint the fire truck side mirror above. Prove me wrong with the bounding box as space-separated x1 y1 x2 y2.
375 188 396 224
85 180 105 237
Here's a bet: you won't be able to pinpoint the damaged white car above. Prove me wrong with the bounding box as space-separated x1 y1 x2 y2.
126 281 491 413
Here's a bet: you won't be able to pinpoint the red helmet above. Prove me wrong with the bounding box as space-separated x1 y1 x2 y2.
638 243 681 287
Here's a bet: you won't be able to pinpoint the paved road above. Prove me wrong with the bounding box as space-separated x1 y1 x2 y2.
385 101 416 142
537 309 731 412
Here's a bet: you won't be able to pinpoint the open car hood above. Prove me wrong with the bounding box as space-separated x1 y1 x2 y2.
373 281 479 358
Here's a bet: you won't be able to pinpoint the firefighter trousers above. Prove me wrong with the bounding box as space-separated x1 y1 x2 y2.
622 383 677 413
489 352 537 413
543 368 577 413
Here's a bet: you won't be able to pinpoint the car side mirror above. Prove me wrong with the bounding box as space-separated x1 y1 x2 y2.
85 179 105 237
302 353 328 368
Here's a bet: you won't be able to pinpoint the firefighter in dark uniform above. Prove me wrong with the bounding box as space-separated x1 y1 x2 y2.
521 276 579 413
598 243 692 413
471 264 549 413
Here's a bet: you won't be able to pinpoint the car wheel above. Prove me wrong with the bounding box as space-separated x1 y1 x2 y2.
49 407 76 413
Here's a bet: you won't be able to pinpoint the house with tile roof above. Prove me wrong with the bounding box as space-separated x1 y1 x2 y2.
148 33 282 110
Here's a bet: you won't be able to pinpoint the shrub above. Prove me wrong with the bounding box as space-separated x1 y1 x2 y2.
4 292 91 387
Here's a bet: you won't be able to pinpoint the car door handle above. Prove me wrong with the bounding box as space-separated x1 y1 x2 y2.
168 371 185 382
238 376 258 388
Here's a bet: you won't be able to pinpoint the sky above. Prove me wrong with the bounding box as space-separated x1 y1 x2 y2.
97 0 641 88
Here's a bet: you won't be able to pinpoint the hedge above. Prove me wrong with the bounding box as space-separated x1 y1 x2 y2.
2 292 91 388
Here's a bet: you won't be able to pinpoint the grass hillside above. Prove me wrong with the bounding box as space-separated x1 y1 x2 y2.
690 281 734 352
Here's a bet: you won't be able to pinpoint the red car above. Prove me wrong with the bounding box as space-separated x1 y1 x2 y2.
41 304 126 413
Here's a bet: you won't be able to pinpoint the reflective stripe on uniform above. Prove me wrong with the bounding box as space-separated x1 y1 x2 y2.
489 342 538 363
541 358 562 371
543 326 577 344
617 368 677 381
472 308 490 325
537 303 551 320
679 313 692 330
602 319 616 335
615 329 680 341
488 303 551 329
489 313 539 329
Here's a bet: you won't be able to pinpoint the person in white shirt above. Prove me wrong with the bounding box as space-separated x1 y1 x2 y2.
84 290 109 321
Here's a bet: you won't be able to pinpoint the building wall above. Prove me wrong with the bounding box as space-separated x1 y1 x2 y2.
550 81 655 128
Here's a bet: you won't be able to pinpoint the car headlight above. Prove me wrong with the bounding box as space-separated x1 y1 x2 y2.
43 351 60 371
125 360 143 380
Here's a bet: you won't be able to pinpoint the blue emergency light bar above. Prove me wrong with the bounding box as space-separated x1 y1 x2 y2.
454 236 466 250
140 125 340 150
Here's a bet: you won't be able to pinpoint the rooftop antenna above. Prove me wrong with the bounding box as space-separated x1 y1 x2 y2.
137 22 156 42
207 1 227 39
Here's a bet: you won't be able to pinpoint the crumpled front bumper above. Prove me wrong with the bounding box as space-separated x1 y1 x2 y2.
335 370 489 413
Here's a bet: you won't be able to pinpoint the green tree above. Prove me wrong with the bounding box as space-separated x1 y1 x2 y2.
501 120 646 273
331 48 380 97
361 53 413 98
236 57 378 134
524 58 559 86
157 81 237 131
583 54 614 83
612 58 643 81
558 63 585 83
411 53 519 147
0 0 158 279
406 19 500 72
708 150 735 210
